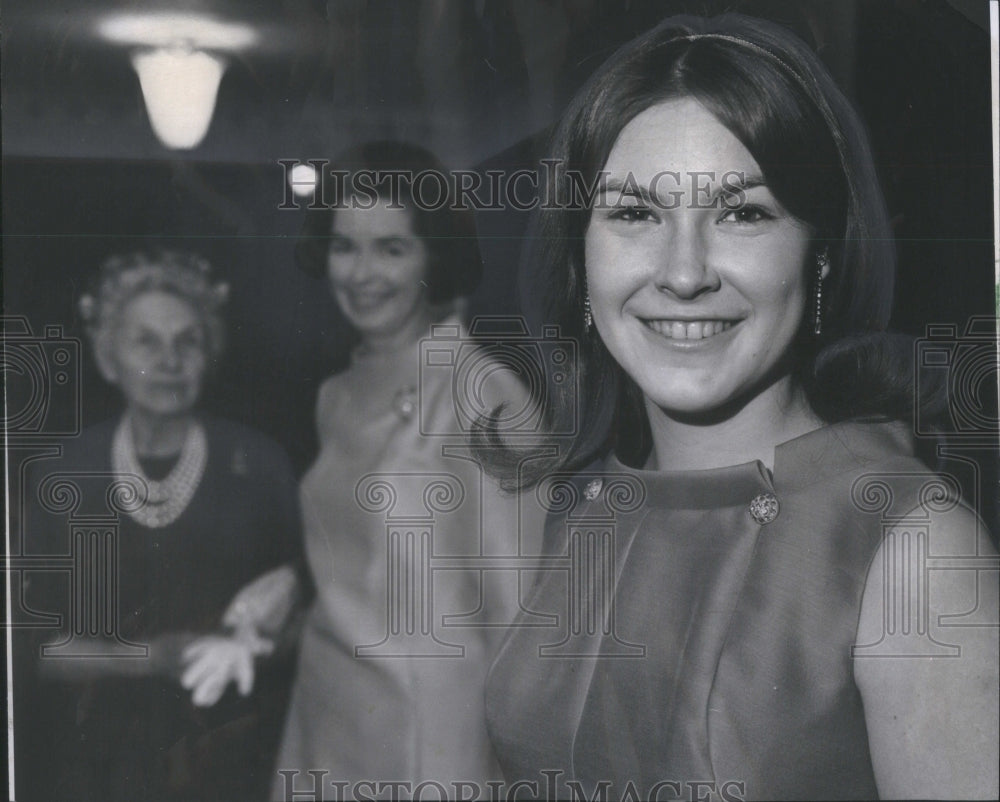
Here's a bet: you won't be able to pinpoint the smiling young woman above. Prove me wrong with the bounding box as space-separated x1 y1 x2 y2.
585 98 822 471
479 13 998 801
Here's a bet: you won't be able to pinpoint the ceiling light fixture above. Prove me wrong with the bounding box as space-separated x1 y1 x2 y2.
97 12 258 150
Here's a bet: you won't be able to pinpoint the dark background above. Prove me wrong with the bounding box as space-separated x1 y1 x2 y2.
3 0 995 475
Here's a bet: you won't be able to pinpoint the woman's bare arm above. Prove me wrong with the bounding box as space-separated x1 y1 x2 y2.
855 505 999 799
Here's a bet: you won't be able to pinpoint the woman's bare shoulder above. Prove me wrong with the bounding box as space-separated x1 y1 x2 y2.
855 501 999 799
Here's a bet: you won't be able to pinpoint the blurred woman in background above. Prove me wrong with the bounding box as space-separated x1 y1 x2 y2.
24 250 301 801
210 141 533 800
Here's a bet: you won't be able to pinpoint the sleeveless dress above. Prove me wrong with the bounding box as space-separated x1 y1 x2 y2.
274 321 532 801
485 420 973 801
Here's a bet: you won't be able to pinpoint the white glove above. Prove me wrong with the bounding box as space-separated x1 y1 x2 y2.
180 625 273 707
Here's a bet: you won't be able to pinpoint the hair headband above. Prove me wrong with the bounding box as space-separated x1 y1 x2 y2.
675 30 850 216
676 33 808 92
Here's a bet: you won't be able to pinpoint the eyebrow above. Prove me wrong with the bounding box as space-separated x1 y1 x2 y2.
710 172 768 202
600 177 654 204
599 172 770 206
328 233 416 242
134 323 202 337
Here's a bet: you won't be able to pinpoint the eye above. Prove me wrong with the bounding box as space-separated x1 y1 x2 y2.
327 236 353 254
607 204 656 224
176 330 205 352
717 205 774 225
378 238 412 257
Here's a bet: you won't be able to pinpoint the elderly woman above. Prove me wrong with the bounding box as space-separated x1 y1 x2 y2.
22 251 301 801
481 14 999 801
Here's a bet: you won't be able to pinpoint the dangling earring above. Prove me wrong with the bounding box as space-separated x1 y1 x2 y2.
814 249 829 335
583 293 593 333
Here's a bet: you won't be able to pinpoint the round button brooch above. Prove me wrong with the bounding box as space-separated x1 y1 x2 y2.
749 492 780 524
392 386 417 421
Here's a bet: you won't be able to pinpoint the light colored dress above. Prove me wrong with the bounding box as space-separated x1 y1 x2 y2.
275 319 533 801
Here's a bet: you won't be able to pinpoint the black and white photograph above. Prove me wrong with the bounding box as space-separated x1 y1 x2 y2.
3 1 999 800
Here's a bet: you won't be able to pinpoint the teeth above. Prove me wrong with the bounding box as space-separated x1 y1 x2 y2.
644 319 734 339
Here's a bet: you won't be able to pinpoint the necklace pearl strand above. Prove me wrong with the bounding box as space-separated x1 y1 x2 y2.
111 416 208 528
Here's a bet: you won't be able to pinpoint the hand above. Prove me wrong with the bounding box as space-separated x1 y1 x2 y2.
179 628 272 707
222 564 298 636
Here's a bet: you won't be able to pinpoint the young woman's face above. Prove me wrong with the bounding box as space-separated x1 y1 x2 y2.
326 199 432 347
101 290 207 418
585 98 818 417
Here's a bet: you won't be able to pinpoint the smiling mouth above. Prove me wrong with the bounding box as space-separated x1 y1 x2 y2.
347 290 393 309
642 319 738 340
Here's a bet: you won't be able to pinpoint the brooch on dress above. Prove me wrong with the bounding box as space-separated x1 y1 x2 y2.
749 492 780 524
392 386 417 422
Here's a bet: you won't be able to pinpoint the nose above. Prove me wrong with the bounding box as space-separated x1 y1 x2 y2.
347 248 375 282
653 220 719 299
327 244 376 285
160 343 183 371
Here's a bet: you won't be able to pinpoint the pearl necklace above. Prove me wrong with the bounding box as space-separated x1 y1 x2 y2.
111 416 208 528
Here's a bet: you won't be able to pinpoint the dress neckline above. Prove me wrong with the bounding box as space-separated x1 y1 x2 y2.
349 313 463 364
604 419 915 509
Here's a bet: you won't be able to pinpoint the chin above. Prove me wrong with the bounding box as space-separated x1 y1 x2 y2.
350 309 396 334
649 390 757 423
135 398 198 419
637 375 727 414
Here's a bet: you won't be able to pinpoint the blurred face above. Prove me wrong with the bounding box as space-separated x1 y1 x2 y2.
326 199 431 347
100 290 207 418
585 98 819 417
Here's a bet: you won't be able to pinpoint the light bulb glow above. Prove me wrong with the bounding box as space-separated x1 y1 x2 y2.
98 12 258 51
131 48 226 149
288 163 319 197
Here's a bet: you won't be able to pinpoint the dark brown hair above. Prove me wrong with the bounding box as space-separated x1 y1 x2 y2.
295 140 482 304
479 14 913 490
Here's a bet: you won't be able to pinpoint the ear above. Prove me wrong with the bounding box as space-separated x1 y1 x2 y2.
815 247 832 281
93 336 120 385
